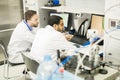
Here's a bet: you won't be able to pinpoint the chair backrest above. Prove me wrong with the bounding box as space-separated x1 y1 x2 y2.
0 40 24 65
21 52 39 74
0 40 8 59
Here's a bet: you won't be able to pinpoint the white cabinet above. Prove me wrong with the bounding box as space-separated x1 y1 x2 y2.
104 30 120 65
104 0 120 65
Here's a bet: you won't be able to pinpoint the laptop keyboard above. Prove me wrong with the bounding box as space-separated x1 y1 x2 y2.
70 35 88 45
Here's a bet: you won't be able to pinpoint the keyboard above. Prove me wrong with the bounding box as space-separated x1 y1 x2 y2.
70 35 88 45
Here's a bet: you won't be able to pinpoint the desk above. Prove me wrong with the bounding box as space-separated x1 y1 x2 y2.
64 43 118 80
94 66 118 80
66 66 118 80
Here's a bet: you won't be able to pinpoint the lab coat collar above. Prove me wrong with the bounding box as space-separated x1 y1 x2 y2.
46 25 56 31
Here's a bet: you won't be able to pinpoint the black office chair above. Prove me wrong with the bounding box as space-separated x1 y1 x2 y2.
0 40 24 80
21 52 39 79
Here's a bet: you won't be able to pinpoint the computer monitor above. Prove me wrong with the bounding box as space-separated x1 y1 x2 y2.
90 14 104 36
50 12 69 28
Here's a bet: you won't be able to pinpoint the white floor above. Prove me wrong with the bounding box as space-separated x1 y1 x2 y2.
0 64 30 80
0 63 120 80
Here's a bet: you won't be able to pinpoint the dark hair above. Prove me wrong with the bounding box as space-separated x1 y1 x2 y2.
48 15 63 26
25 10 37 21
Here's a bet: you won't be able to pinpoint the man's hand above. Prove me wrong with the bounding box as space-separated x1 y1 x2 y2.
65 34 73 41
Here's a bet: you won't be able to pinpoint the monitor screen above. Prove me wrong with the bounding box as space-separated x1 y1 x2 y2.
90 14 104 36
50 12 69 28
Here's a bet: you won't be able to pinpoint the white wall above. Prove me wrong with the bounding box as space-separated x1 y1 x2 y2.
8 0 23 25
0 0 23 25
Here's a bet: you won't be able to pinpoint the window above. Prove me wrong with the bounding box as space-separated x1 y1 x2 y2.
50 12 69 28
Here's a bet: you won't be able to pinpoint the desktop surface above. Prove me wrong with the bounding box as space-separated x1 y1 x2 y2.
65 66 118 80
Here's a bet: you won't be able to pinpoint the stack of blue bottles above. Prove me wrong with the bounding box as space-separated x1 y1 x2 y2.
35 55 58 80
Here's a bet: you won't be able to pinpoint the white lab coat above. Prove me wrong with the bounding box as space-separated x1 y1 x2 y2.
7 21 38 63
30 25 75 63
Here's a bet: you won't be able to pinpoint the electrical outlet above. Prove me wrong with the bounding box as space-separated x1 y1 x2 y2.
109 19 120 28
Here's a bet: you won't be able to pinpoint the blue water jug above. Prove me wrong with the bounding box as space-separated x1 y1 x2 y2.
53 0 59 5
35 55 58 80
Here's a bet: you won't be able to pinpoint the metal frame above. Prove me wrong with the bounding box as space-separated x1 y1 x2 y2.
0 40 23 80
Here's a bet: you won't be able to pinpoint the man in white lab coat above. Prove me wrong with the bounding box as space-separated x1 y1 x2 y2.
30 15 75 63
7 10 39 64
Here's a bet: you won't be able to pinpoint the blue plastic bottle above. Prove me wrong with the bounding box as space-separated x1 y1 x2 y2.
35 55 58 80
53 0 59 6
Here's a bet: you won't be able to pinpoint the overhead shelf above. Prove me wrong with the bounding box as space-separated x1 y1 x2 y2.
41 6 59 10
41 6 104 15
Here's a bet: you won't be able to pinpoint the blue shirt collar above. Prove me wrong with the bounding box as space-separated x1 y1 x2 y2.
23 20 33 31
